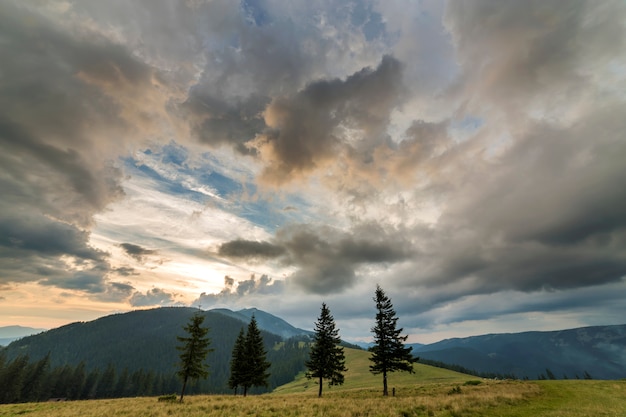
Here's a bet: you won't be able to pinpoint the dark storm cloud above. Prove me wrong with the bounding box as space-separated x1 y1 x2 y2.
0 210 114 290
217 239 285 259
113 267 138 277
0 1 144 225
252 55 403 185
181 92 268 155
119 243 157 262
391 111 626 305
278 222 412 294
444 0 626 117
177 1 389 156
462 114 626 248
37 264 135 303
359 0 626 308
218 222 412 294
428 106 626 293
0 214 105 262
0 2 159 294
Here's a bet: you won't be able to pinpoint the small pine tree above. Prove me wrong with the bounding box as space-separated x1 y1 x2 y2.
369 284 416 396
306 302 348 397
241 315 271 396
176 312 213 402
228 327 246 395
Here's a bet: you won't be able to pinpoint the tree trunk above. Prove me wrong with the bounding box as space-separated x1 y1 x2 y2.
243 385 248 397
383 372 388 396
179 376 188 403
318 376 323 397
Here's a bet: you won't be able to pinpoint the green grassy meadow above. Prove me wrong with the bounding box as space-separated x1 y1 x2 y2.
2 348 625 417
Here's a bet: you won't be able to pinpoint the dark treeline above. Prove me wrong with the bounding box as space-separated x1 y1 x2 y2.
0 335 311 404
419 358 518 380
419 358 594 381
0 352 180 403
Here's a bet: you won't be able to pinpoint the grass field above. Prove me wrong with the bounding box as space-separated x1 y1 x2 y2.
1 348 625 417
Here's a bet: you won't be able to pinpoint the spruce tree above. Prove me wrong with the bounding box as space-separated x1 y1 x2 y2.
20 353 50 402
241 315 271 396
369 284 416 396
306 302 347 397
228 327 246 394
176 311 213 402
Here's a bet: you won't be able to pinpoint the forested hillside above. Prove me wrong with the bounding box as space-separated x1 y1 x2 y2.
413 324 626 380
0 307 311 401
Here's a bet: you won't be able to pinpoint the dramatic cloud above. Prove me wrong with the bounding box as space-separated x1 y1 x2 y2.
251 55 403 185
218 222 412 294
1 0 625 342
194 274 284 307
120 243 157 262
218 240 285 260
130 287 181 307
0 2 157 295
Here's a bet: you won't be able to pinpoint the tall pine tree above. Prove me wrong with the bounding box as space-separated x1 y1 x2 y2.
228 327 246 395
240 315 271 396
176 311 213 402
306 302 347 397
369 285 416 396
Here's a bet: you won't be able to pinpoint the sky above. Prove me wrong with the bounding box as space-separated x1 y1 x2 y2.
1 0 625 344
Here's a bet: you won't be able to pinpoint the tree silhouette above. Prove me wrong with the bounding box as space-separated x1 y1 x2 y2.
306 302 347 397
176 312 213 402
369 284 416 396
228 327 246 395
240 315 271 396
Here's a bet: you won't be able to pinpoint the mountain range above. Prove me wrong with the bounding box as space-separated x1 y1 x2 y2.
411 324 626 380
0 307 311 394
0 325 47 346
2 307 625 382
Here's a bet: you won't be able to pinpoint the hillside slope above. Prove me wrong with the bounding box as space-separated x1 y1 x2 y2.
273 347 471 395
413 324 626 379
1 307 308 393
211 307 313 339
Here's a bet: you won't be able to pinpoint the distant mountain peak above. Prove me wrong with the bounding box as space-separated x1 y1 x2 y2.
0 325 48 346
208 307 313 339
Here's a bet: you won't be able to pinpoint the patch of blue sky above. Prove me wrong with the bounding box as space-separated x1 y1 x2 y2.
235 183 315 229
350 1 385 42
448 115 483 143
160 141 189 166
125 157 210 205
125 144 314 233
241 0 271 27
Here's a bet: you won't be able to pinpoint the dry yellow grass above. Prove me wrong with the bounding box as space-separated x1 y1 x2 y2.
0 380 539 417
2 380 626 417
